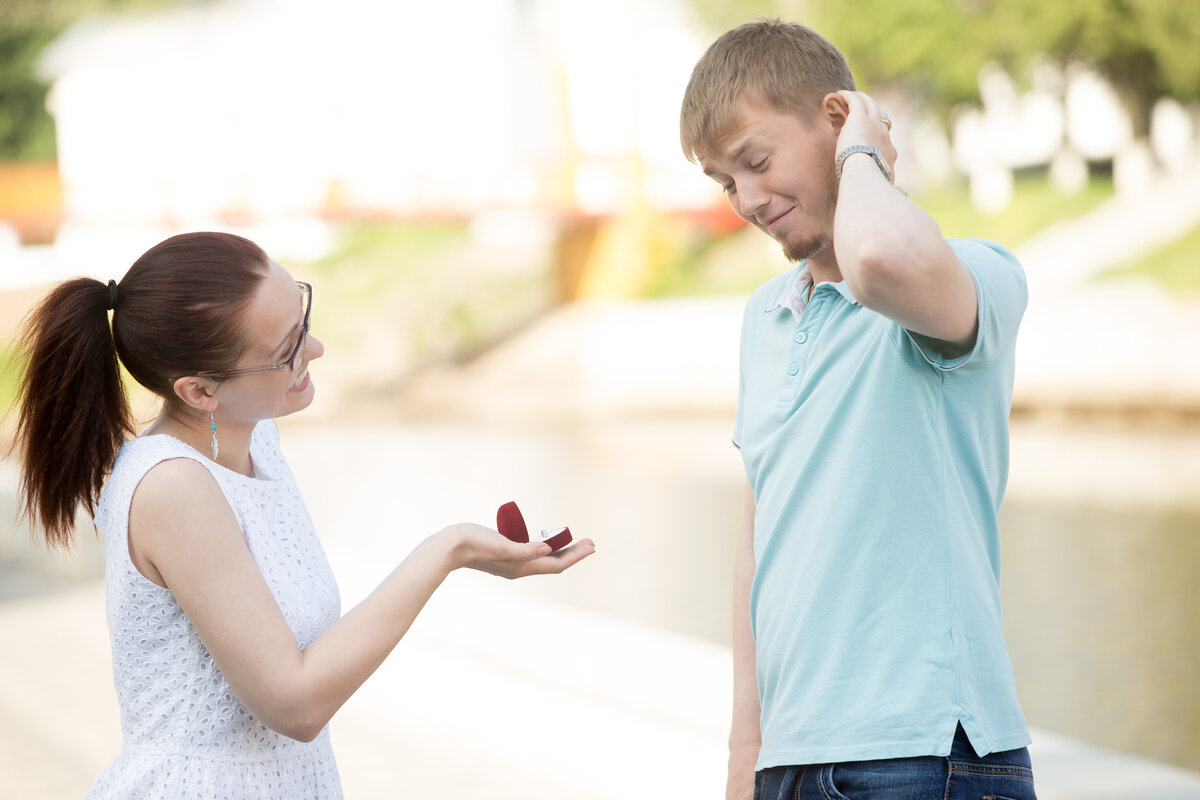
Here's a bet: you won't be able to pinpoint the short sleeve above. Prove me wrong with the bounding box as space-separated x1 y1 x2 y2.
908 238 1027 374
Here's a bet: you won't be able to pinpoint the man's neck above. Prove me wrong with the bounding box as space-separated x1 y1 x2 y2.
807 252 842 288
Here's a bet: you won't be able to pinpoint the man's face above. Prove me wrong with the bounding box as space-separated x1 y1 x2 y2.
698 97 838 263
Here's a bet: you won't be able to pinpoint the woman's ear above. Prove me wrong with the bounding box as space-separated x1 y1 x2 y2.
822 91 850 134
172 375 219 413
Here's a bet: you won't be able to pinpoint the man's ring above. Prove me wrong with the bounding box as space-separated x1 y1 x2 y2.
881 113 892 130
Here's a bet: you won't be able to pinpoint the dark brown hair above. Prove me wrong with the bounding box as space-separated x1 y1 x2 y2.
15 231 269 548
680 18 856 162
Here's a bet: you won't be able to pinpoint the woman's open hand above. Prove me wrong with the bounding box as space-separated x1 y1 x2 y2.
443 522 596 579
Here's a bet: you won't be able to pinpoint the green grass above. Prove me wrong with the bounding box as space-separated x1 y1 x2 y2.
1099 220 1200 294
321 218 469 260
282 218 560 376
279 220 476 363
914 175 1115 247
305 220 468 274
293 219 470 305
0 344 22 428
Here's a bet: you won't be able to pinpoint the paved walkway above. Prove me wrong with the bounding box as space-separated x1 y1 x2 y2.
4 421 1200 798
5 578 1200 800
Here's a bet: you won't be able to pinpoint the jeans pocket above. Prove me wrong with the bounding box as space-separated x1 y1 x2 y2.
816 765 851 800
948 762 1036 800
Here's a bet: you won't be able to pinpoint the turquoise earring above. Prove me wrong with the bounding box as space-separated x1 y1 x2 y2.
209 411 219 460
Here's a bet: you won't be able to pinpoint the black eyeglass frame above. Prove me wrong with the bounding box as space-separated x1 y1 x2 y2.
189 281 312 380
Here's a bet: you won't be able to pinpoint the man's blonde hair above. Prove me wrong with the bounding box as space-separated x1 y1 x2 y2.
680 19 855 162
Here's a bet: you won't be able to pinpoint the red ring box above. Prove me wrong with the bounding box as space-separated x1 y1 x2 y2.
497 501 572 552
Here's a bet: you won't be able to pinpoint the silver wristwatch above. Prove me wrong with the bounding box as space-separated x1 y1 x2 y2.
835 145 893 184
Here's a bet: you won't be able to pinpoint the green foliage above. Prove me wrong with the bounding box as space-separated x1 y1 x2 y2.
0 0 186 31
684 0 1200 125
1013 0 1200 98
989 0 1200 134
0 30 58 160
809 0 995 106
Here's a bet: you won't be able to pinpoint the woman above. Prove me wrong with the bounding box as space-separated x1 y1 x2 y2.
14 231 594 797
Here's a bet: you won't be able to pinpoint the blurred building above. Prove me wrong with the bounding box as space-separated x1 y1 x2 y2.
24 0 1198 291
33 0 715 258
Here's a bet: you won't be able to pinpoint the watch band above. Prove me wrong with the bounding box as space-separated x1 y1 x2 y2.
835 145 893 184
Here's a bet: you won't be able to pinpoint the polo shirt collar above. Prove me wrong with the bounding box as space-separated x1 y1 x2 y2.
764 261 861 320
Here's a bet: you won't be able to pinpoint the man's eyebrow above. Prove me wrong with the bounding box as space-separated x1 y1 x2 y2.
702 138 758 176
727 139 756 163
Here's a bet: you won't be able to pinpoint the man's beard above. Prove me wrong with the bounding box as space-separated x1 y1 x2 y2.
782 232 832 263
779 160 838 263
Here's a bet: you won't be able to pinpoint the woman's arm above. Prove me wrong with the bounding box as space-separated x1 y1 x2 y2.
130 458 594 742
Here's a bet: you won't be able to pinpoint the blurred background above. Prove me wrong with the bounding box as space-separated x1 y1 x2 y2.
1 0 1198 797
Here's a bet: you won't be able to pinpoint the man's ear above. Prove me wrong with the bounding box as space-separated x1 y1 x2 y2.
172 375 219 413
822 92 850 134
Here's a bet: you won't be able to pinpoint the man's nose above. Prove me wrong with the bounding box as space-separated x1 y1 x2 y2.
735 179 768 220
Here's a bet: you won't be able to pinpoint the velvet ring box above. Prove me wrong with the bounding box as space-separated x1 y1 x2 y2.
496 501 572 552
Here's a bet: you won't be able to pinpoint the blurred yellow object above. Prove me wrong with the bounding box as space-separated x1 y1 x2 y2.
0 162 62 244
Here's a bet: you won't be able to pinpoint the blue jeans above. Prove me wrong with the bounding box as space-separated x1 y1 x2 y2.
753 726 1036 800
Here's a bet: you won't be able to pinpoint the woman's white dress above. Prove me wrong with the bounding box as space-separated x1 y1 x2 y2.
87 420 343 798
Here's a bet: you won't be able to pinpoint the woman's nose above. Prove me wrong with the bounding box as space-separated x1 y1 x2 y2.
303 334 325 363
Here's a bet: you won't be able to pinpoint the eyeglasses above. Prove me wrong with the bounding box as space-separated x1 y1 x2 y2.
192 282 312 380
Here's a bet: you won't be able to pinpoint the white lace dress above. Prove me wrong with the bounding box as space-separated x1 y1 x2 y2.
87 420 343 799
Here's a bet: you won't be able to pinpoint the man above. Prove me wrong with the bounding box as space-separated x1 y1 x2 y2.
680 20 1036 800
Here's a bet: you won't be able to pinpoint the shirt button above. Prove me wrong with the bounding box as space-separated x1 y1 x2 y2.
794 331 808 344
787 362 800 376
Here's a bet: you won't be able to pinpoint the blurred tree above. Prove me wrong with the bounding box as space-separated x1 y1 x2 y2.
989 0 1200 137
684 0 1200 134
0 0 192 160
0 28 59 160
807 0 998 108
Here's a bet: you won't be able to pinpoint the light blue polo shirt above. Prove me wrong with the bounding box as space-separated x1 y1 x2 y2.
734 238 1031 768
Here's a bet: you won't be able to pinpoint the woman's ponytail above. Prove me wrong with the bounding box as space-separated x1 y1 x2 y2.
16 277 132 548
14 231 269 548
